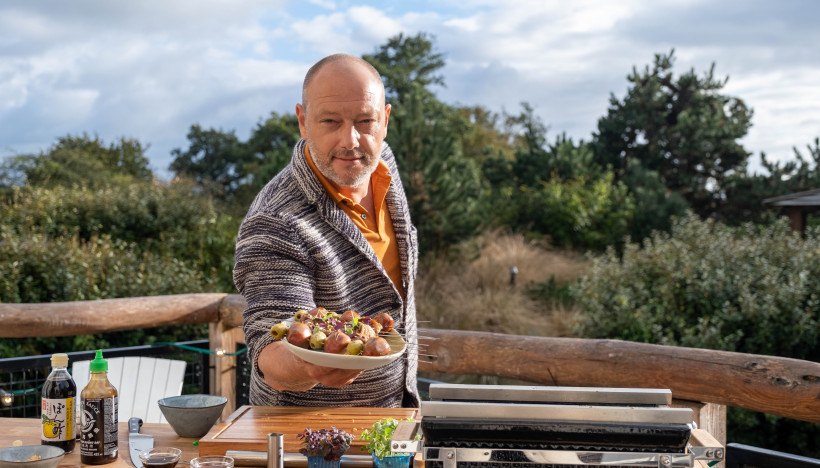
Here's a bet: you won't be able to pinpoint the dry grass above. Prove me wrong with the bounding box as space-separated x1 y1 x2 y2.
416 230 589 338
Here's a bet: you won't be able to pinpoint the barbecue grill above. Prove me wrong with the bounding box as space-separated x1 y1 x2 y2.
391 384 724 468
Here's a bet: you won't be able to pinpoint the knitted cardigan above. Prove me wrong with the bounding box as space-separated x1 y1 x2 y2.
233 139 420 407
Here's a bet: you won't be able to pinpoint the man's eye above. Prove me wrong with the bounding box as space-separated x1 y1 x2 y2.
358 119 375 125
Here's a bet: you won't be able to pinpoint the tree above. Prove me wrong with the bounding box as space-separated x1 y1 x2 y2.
365 34 486 252
481 104 634 249
169 115 301 211
235 113 301 207
386 81 486 251
506 104 603 185
722 138 820 224
0 179 238 359
621 162 689 241
169 125 249 202
363 32 445 105
593 51 752 217
1 134 152 188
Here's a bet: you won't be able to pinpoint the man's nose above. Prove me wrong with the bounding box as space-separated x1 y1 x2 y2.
339 123 360 150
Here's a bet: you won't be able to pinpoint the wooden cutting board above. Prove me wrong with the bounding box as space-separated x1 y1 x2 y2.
199 406 419 456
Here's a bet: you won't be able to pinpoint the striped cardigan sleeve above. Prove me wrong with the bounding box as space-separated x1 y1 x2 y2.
234 212 317 378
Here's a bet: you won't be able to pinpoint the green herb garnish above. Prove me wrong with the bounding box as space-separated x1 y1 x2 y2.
360 418 417 459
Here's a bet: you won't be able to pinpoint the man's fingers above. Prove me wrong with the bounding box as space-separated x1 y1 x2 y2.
305 365 362 387
317 371 361 388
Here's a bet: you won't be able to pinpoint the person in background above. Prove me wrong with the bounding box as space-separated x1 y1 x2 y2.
233 53 419 407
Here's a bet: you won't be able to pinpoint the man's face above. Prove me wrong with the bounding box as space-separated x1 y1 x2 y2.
296 62 391 189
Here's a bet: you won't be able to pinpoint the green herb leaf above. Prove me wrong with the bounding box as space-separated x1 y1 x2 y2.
359 418 417 459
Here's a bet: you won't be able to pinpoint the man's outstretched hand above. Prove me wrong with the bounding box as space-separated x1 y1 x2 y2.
258 341 362 391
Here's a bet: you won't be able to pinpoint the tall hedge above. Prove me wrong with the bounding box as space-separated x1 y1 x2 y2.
0 181 238 358
0 229 211 357
574 215 818 360
573 214 819 456
0 182 237 292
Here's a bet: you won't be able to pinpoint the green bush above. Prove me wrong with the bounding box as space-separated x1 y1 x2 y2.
573 214 819 456
0 181 239 358
512 172 635 251
0 182 237 291
0 228 211 358
574 214 818 359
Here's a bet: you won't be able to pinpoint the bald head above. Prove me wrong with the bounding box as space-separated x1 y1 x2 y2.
295 53 392 191
301 54 384 111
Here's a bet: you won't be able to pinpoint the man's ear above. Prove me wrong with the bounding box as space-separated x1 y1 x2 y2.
296 103 308 139
383 103 392 130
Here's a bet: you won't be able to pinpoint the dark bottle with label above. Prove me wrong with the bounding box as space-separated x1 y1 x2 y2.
80 350 118 465
41 353 77 453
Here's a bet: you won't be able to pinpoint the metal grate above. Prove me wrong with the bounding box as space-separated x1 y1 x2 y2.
425 462 637 468
0 366 46 418
0 341 211 418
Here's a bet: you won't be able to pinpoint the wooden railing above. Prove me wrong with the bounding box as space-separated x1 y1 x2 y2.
2 293 818 433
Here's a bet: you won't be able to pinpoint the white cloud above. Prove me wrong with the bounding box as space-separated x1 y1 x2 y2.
348 6 403 42
290 5 406 56
429 0 820 171
1 0 818 177
0 0 297 173
0 67 29 112
728 68 820 165
443 16 480 33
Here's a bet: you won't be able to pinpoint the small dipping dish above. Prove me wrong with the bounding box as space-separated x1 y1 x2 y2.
0 445 65 468
139 448 182 468
189 456 234 468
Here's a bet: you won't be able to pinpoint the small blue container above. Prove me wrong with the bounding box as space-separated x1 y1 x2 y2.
306 456 341 468
372 454 413 468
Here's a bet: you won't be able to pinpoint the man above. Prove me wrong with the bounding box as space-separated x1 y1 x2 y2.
233 54 419 407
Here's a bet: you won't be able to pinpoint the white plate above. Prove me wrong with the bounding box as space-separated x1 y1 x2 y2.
283 331 406 370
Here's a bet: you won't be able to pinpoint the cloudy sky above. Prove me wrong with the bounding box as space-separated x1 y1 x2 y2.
2 0 818 176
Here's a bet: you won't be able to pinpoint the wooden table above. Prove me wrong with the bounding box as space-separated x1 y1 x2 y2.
0 407 419 467
0 418 197 468
1 414 715 468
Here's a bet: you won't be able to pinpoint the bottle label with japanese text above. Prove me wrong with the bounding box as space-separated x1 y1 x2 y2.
41 397 75 442
80 397 118 459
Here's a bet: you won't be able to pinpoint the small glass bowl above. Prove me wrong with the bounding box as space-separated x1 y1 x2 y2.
139 447 182 468
189 456 235 468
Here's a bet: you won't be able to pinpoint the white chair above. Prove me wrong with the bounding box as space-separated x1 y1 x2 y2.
72 356 186 423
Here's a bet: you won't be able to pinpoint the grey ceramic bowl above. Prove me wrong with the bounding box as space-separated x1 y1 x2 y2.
158 394 228 438
0 445 65 468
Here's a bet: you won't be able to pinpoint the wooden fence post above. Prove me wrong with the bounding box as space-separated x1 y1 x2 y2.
209 321 237 420
675 400 727 468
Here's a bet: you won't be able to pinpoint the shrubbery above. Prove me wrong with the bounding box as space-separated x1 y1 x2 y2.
0 230 209 303
0 228 210 357
512 172 634 251
0 182 237 291
574 214 818 360
0 181 238 358
573 214 819 455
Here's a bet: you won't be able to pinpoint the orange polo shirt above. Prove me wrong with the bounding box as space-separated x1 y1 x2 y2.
305 146 405 299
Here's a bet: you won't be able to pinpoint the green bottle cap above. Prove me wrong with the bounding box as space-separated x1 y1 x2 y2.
89 349 108 373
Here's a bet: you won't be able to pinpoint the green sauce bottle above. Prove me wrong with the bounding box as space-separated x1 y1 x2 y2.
80 350 118 465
